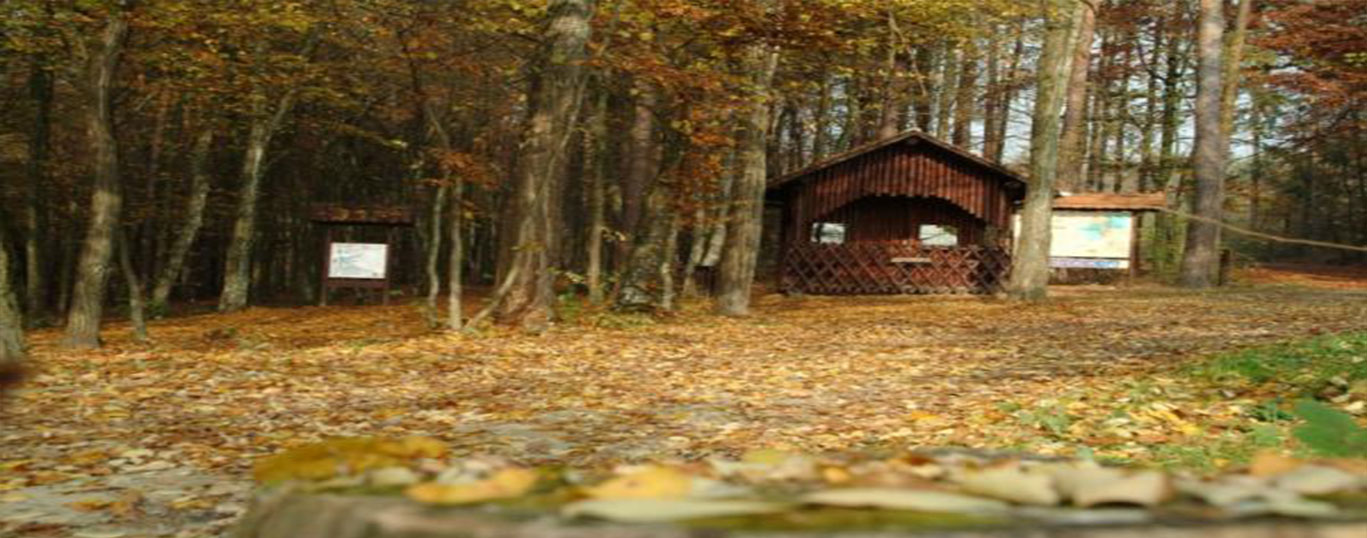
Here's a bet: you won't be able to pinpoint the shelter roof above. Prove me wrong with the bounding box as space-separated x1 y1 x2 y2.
767 131 1027 190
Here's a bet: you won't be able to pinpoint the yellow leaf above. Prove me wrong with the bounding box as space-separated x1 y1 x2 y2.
741 449 793 465
67 499 112 512
405 468 538 505
1250 452 1302 477
584 466 693 500
253 437 448 483
381 436 449 460
822 466 853 484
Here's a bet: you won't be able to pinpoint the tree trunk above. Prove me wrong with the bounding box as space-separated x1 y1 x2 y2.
716 47 778 317
616 78 656 267
911 45 936 132
219 31 319 313
1007 0 1076 302
140 91 173 279
812 73 834 158
951 40 977 148
61 5 131 349
584 87 609 304
659 215 680 311
616 84 678 312
701 150 738 269
491 0 594 330
838 78 862 149
988 25 1025 163
1178 0 1228 288
116 227 148 343
218 117 272 313
55 222 77 317
149 128 213 315
1092 31 1116 192
934 44 958 139
425 185 448 326
24 64 54 322
424 101 453 328
1249 95 1263 228
616 185 675 311
1058 1 1096 192
680 206 708 298
1219 0 1253 148
447 176 464 331
1158 8 1188 201
1113 34 1132 193
1139 19 1163 193
877 13 908 141
785 101 806 171
0 214 25 366
982 29 1003 162
1086 53 1108 192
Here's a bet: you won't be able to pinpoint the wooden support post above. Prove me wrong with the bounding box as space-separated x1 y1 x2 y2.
1130 211 1143 282
320 228 333 306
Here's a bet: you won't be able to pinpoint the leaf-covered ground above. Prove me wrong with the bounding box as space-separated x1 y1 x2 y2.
3 277 1367 536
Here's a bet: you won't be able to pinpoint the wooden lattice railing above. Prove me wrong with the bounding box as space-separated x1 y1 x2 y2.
781 242 1012 295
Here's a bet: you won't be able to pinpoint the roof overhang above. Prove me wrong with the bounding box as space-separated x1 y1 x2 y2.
766 131 1028 194
1051 192 1166 211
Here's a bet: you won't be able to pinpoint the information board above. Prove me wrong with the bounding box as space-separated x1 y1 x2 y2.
327 243 389 280
1013 210 1135 270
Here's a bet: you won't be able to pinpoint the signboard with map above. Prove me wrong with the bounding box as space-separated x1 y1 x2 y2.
327 243 389 280
1049 211 1133 260
1013 210 1135 269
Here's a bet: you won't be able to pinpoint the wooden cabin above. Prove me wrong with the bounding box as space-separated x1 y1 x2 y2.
766 132 1027 295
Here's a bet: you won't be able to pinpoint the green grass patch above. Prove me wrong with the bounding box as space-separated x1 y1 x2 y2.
1145 425 1286 471
1186 331 1367 394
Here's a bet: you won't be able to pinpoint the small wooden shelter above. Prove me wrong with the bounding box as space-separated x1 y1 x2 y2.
766 132 1027 295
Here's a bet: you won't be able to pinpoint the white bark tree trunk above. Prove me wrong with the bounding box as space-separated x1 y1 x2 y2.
716 47 779 317
1007 0 1078 301
61 4 132 349
150 128 214 315
490 0 594 330
1178 0 1228 288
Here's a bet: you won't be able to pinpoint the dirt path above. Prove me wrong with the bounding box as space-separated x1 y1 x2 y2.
3 284 1366 536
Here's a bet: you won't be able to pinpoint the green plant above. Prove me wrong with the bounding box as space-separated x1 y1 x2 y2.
1146 426 1286 470
1291 400 1367 458
591 311 657 329
1187 331 1367 394
556 290 585 323
1250 398 1295 423
1014 404 1074 438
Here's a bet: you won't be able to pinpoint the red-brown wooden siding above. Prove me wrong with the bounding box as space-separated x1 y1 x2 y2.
783 143 1015 243
816 197 985 245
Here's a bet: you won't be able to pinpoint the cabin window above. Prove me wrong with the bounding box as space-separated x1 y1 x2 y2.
919 224 959 247
810 222 847 244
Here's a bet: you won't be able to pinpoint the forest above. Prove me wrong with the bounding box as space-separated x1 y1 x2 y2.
1 0 1366 536
0 0 1363 351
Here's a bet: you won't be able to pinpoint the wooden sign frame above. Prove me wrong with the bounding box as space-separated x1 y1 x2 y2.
310 205 415 306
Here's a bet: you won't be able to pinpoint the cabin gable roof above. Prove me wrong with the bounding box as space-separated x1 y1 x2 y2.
767 131 1027 191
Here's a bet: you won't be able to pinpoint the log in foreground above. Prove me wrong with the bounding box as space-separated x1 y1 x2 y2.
234 438 1367 538
235 491 1366 538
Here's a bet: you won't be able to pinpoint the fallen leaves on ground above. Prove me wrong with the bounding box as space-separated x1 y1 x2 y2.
3 283 1367 535
1238 263 1367 290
